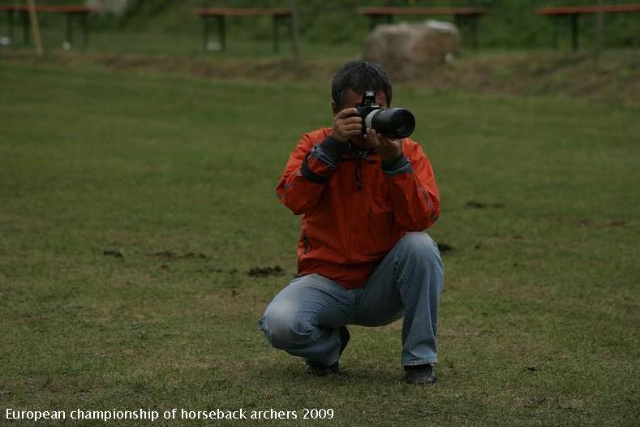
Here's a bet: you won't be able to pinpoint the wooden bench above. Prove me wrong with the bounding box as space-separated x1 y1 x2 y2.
193 8 293 52
537 4 640 51
0 4 95 48
358 6 490 50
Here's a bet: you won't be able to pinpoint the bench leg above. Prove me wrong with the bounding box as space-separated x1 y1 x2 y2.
551 16 558 49
22 10 29 44
470 16 479 51
288 15 296 54
273 15 280 53
201 15 225 51
65 13 73 48
82 12 89 47
201 15 209 50
219 16 226 51
368 15 392 32
454 15 479 51
571 14 579 51
5 10 14 44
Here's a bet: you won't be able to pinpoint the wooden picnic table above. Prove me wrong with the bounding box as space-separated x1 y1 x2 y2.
193 7 293 52
0 4 96 48
537 4 640 51
358 6 490 50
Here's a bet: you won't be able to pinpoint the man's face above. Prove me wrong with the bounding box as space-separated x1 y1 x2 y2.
333 89 389 148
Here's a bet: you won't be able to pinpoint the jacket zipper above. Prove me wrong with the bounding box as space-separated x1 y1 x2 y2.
354 164 362 191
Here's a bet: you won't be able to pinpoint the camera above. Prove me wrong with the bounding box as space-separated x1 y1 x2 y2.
356 91 416 139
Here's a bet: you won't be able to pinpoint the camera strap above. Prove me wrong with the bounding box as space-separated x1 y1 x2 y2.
347 142 373 159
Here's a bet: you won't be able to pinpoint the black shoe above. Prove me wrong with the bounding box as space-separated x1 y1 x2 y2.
306 360 340 376
305 326 350 376
338 326 350 355
404 364 437 385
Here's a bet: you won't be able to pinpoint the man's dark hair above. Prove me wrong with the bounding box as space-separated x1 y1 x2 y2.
331 61 393 108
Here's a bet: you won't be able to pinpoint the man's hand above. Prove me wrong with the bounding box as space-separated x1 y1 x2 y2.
330 108 362 143
365 128 403 162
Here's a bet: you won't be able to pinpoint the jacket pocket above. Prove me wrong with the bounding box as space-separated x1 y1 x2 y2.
302 227 310 254
364 196 394 256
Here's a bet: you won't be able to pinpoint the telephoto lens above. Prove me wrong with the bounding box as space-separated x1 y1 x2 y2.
364 108 416 139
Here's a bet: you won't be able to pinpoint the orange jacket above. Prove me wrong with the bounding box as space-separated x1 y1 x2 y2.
276 128 440 289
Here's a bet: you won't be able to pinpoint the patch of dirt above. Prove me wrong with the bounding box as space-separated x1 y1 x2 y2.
418 51 640 104
247 265 284 278
465 200 505 209
197 268 239 274
437 243 454 254
103 249 124 258
5 50 640 104
579 219 627 228
153 251 208 260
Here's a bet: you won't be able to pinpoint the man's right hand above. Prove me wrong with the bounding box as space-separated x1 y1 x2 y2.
330 108 362 143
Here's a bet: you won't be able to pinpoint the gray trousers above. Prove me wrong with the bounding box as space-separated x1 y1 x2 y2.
258 232 444 366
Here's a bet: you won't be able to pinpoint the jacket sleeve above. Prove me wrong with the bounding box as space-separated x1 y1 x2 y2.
382 141 440 231
276 130 348 215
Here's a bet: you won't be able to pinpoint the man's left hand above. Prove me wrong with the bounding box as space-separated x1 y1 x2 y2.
365 129 403 162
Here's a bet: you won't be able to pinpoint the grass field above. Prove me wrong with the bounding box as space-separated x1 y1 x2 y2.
1 57 639 427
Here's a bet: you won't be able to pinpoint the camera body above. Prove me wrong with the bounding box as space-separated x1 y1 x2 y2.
356 91 416 139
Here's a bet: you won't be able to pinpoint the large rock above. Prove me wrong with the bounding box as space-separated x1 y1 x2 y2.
363 20 461 80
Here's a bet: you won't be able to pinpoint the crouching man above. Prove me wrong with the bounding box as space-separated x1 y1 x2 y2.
259 61 443 385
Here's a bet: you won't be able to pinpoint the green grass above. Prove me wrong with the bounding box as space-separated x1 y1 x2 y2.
1 59 639 427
